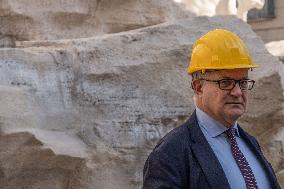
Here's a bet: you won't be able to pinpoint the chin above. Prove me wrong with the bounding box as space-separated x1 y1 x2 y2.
223 108 245 121
227 111 244 121
227 104 245 114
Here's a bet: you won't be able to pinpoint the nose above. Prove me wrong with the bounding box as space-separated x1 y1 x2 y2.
229 82 243 97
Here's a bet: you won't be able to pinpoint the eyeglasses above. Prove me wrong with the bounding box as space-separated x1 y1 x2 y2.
199 78 255 90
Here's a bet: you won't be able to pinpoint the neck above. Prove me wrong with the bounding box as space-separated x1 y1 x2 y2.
196 105 236 128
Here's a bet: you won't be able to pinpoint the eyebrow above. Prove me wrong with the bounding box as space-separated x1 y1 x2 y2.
221 76 249 79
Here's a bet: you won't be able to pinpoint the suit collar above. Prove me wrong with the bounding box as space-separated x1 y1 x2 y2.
186 111 231 189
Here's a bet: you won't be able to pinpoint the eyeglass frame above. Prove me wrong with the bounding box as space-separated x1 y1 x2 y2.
198 78 255 91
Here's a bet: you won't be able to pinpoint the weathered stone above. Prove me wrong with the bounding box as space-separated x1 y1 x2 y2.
0 34 15 48
0 0 192 41
0 132 88 189
177 0 264 21
278 170 284 188
266 40 284 64
0 16 283 188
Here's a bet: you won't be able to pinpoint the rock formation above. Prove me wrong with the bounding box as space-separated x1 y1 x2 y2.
266 40 284 64
0 0 192 43
177 0 265 21
0 1 283 188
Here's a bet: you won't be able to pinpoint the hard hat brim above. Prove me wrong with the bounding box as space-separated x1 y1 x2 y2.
188 64 259 75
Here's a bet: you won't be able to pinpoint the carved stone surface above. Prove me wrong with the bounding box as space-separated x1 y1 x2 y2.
0 15 283 188
0 132 88 189
0 35 15 48
177 0 264 21
266 40 284 64
0 0 192 41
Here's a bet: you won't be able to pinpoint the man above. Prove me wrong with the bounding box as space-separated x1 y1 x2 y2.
142 29 281 189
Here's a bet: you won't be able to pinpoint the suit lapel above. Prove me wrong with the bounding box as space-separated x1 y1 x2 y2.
187 112 231 189
238 127 281 189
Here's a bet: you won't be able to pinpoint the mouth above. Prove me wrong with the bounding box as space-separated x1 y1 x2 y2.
225 102 244 105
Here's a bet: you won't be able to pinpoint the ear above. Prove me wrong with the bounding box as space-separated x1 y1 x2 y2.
191 80 203 95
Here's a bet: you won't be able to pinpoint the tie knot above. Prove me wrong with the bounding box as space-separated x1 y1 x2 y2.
225 127 236 139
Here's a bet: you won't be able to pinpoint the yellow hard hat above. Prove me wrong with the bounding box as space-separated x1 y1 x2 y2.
187 29 258 75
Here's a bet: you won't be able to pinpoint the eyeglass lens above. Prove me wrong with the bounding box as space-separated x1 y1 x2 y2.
219 79 254 90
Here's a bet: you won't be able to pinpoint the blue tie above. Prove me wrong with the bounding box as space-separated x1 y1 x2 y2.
225 128 258 189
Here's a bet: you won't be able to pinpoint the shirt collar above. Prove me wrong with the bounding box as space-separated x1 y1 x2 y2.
196 107 240 138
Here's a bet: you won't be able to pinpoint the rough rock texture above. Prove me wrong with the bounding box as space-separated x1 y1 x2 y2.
278 170 284 188
178 0 264 21
0 132 89 189
263 41 284 189
0 34 14 48
0 16 283 188
0 0 192 42
266 41 284 64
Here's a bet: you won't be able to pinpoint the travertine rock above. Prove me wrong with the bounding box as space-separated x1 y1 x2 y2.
0 34 15 48
266 40 284 64
0 0 192 41
278 170 284 188
177 0 264 21
0 132 88 189
0 16 283 188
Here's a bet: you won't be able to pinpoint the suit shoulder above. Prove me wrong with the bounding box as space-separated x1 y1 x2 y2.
152 121 191 154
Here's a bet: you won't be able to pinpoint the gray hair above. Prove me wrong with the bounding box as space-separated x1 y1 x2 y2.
191 71 207 81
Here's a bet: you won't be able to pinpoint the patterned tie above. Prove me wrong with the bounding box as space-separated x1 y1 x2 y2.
225 128 258 189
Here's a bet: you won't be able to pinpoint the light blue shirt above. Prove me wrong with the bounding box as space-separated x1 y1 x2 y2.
196 107 271 189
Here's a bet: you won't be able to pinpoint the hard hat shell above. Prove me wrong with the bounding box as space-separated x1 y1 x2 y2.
187 29 258 75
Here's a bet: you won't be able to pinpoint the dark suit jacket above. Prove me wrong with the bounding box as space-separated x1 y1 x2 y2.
143 111 281 189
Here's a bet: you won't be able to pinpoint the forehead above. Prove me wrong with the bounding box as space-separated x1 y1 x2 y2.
207 69 249 79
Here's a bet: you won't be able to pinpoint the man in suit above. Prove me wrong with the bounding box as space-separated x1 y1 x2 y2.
142 29 281 189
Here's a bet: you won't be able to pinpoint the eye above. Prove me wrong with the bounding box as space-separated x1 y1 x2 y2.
240 80 249 88
219 79 234 88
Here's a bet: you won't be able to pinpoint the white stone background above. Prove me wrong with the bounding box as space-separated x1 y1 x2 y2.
0 0 283 188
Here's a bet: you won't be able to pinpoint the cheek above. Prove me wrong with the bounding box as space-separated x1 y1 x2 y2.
203 89 224 106
243 93 248 102
242 94 248 107
215 94 227 108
